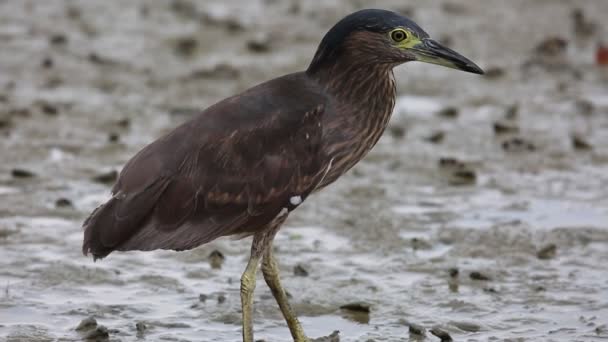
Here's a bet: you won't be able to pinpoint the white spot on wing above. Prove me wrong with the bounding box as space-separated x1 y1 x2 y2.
290 195 302 206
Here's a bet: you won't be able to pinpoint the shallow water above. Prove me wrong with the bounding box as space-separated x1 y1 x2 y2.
2 0 608 341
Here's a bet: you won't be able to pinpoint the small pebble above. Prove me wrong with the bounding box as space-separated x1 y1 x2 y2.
504 104 519 120
388 125 406 139
572 134 592 150
41 57 54 68
425 131 444 144
537 243 557 260
108 132 120 142
294 264 309 277
199 293 208 302
470 271 491 281
449 268 459 278
11 168 35 178
135 321 147 333
438 158 476 186
534 37 567 58
484 66 505 79
92 170 118 184
39 102 58 116
76 317 97 331
55 198 73 208
174 37 198 57
217 293 226 304
83 325 109 340
247 33 271 53
430 327 453 342
493 120 519 135
339 302 370 313
502 137 536 152
49 34 68 46
187 64 240 80
575 99 594 116
408 322 426 336
437 106 459 118
208 250 225 269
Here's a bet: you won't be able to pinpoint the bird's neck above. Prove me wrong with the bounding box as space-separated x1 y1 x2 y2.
308 62 397 120
307 62 397 186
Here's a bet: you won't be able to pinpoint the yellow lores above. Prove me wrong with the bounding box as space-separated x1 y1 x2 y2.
390 27 477 72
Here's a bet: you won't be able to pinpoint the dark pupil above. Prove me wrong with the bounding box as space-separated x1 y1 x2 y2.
393 31 406 41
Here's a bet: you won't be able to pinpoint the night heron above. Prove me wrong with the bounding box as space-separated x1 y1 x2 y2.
83 9 483 342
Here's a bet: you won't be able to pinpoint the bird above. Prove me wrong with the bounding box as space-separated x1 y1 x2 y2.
82 9 483 342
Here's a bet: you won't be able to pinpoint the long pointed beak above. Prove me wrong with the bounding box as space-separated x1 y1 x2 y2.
410 39 484 75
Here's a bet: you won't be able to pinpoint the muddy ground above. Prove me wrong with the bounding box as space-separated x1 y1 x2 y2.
1 0 608 341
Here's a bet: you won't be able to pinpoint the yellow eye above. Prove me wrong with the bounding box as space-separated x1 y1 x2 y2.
390 29 408 42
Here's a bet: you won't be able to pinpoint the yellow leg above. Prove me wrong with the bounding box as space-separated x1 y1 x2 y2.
262 246 309 342
241 254 260 342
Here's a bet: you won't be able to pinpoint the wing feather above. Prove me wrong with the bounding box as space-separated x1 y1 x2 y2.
82 73 328 259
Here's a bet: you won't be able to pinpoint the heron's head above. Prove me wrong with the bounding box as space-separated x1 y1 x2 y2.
307 9 484 75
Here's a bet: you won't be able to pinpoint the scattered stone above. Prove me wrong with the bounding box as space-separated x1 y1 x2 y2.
537 243 557 260
217 293 226 304
339 302 370 313
535 286 546 292
340 302 370 324
504 104 519 120
430 327 453 342
92 170 118 184
483 287 498 293
39 102 58 116
186 64 240 80
534 37 568 58
247 33 272 53
135 321 147 333
11 168 36 178
575 99 594 116
571 8 597 39
174 37 198 57
407 322 426 336
388 125 406 139
75 317 98 331
449 268 459 278
115 118 130 128
425 131 445 144
55 198 73 208
571 134 592 150
484 66 505 79
493 120 519 135
438 157 476 186
441 2 467 15
411 237 432 251
108 132 120 143
294 264 309 277
170 0 198 19
311 330 340 342
199 293 208 302
41 57 54 69
82 325 109 340
502 137 536 152
49 34 68 46
208 250 225 269
437 106 459 118
470 271 491 281
451 321 481 332
66 5 81 20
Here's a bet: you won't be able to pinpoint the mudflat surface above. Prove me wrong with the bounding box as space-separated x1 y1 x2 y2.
1 0 608 341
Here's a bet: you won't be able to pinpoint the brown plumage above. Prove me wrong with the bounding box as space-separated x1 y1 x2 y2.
82 9 483 341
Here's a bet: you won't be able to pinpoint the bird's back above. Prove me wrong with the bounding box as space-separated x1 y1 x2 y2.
82 72 331 259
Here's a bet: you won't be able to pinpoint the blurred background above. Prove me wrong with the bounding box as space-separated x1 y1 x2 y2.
1 0 608 341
